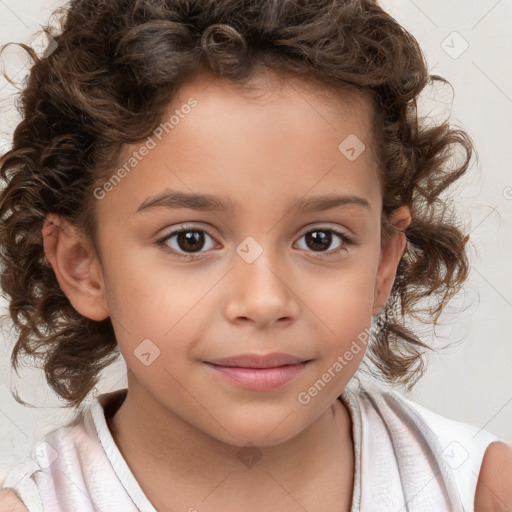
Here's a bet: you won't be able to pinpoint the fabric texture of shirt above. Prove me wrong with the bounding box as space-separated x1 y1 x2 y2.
1 372 501 511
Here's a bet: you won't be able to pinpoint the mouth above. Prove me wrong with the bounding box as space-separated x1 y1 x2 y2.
205 352 311 369
204 352 312 391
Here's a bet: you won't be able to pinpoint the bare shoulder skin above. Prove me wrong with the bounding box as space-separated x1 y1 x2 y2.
0 489 28 512
474 441 512 512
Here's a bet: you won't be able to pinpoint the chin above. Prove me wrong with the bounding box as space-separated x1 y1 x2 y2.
209 419 307 449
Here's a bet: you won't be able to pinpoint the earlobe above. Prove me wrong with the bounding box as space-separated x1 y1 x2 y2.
372 205 411 316
42 213 109 321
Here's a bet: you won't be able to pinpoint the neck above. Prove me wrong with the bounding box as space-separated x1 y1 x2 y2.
106 380 355 511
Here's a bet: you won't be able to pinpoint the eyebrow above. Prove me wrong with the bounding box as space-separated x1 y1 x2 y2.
135 190 372 215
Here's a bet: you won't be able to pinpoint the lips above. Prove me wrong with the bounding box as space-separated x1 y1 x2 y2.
205 352 310 369
204 352 311 391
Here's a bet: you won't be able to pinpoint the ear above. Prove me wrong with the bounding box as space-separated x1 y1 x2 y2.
372 205 411 316
42 213 109 321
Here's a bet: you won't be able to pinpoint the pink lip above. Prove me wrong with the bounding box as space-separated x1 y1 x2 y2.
204 353 310 391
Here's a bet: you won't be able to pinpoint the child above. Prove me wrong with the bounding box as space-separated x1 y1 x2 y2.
0 0 511 511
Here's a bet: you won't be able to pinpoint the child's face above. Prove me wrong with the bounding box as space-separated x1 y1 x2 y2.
56 71 409 446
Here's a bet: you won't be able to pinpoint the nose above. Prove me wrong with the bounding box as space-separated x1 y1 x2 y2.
224 244 300 328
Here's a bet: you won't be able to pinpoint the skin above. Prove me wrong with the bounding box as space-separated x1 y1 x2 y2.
474 441 512 511
30 70 512 511
40 69 413 511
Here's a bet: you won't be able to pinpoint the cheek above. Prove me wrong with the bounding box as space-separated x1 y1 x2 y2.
307 262 377 327
102 248 178 323
299 261 376 380
101 255 213 362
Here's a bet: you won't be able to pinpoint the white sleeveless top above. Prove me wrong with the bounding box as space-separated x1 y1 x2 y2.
1 373 500 511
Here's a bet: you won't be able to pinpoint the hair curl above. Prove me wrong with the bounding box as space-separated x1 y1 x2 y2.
0 0 474 409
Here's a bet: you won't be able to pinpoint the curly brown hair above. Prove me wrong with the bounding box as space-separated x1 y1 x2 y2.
0 0 474 409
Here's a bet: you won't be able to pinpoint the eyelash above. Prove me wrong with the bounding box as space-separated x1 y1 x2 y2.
155 225 354 261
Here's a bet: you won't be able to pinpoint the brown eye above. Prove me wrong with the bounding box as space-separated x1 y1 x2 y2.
174 230 206 253
295 227 354 257
156 227 217 257
304 230 333 251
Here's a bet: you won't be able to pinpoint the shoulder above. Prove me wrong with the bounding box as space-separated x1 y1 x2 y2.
347 376 507 508
0 489 28 512
474 441 512 512
0 411 89 512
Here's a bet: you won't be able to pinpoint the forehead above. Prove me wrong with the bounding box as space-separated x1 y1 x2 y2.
173 69 377 139
96 70 382 220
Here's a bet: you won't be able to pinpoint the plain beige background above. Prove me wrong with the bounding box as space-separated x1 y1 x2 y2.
0 0 511 483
